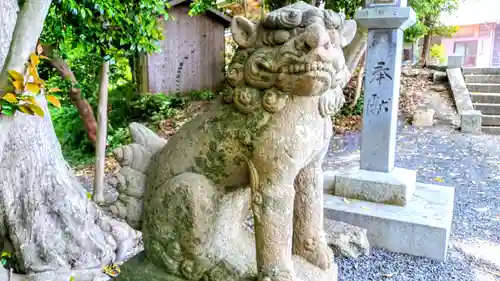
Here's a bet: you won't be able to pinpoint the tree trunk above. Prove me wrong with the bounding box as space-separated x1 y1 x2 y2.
344 27 368 75
42 45 98 147
350 54 365 109
0 1 141 280
93 61 110 204
420 33 431 66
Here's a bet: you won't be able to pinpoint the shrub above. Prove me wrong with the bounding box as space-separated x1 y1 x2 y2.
430 44 447 64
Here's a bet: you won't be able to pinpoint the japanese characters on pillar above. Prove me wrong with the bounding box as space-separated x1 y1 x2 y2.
355 0 416 173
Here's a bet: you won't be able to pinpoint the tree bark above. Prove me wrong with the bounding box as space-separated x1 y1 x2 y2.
350 54 365 109
420 33 431 66
0 97 140 279
344 27 368 75
0 1 141 280
41 45 98 146
93 61 110 204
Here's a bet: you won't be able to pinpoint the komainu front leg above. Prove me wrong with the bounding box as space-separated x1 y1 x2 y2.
292 160 333 270
248 159 297 281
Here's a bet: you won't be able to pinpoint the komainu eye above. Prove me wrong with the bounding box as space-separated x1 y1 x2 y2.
274 30 290 45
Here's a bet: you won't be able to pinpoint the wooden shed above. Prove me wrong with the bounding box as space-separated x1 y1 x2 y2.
137 0 232 95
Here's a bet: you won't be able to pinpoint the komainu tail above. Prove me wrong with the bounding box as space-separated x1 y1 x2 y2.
105 122 167 229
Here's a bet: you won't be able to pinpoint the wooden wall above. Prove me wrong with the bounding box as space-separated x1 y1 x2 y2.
143 4 226 94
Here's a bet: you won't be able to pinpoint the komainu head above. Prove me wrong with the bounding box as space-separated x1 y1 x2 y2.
223 1 356 114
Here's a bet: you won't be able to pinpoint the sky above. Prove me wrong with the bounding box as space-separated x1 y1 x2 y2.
440 0 500 26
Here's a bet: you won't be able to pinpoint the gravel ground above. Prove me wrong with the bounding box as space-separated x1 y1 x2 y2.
324 122 500 281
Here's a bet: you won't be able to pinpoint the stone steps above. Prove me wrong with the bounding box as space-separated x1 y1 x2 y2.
470 92 500 103
472 103 500 115
463 68 500 75
481 115 500 126
481 126 500 134
464 74 500 84
467 83 500 93
463 69 500 135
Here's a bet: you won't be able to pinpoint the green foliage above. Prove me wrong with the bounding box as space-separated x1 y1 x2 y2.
338 92 364 117
325 0 363 19
188 0 218 16
404 21 427 43
405 0 460 42
50 77 216 166
42 0 170 59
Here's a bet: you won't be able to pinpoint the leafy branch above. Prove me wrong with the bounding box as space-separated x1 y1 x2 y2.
0 46 62 117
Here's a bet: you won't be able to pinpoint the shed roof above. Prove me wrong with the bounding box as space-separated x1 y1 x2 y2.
169 0 233 27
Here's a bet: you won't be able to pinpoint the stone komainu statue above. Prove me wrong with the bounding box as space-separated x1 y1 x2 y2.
110 2 356 281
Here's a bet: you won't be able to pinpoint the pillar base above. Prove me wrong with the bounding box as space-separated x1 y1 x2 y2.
323 183 454 261
333 167 416 206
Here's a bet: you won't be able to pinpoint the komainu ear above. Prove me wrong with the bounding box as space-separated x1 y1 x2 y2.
341 19 357 48
231 16 258 48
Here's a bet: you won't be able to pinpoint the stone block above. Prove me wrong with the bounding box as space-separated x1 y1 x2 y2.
412 108 435 127
461 110 482 134
333 168 416 206
323 183 455 261
447 55 464 69
324 220 370 259
433 71 447 84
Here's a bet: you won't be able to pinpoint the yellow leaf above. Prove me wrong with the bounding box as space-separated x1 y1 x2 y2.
20 96 36 103
30 52 40 66
2 93 18 104
1 251 11 258
86 192 92 199
361 206 370 211
39 55 49 60
49 88 62 93
26 82 40 94
46 95 61 108
343 198 350 204
17 105 33 115
433 177 444 183
29 65 43 85
27 102 44 117
8 70 23 82
12 80 24 91
103 264 121 277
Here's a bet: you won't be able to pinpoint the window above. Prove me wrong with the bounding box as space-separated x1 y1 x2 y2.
454 40 478 67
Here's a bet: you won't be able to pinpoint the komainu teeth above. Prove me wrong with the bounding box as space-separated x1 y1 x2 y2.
279 63 333 74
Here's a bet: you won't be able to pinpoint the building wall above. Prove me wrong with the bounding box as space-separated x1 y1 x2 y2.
440 23 496 68
441 36 492 68
145 4 226 94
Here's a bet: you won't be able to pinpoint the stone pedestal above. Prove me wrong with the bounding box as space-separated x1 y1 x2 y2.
323 182 454 261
